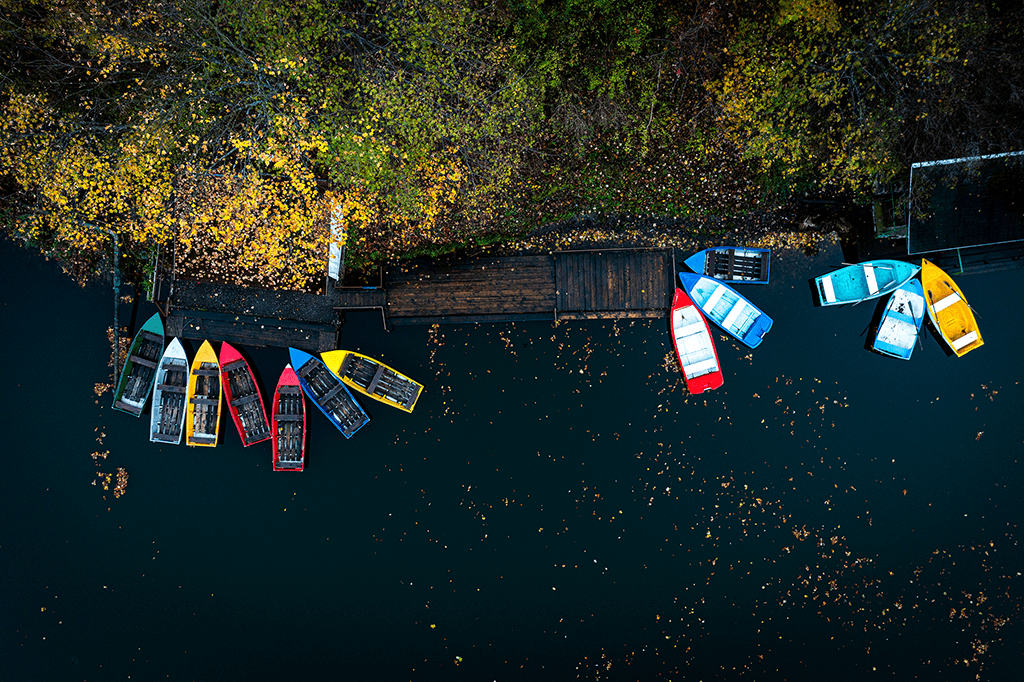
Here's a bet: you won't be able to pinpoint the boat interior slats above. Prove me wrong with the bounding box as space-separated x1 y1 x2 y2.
345 357 377 387
140 331 163 344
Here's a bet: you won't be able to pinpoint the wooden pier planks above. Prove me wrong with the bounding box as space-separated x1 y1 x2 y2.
554 249 675 320
166 311 337 352
385 254 557 324
169 248 678 337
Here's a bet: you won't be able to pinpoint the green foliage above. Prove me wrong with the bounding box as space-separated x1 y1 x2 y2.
1 0 1021 282
713 0 995 193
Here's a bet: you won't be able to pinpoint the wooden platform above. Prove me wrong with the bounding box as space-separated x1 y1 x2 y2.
383 254 557 325
165 310 337 352
335 248 678 326
336 288 387 309
553 249 675 320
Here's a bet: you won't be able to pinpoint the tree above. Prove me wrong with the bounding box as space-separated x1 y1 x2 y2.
712 0 1022 194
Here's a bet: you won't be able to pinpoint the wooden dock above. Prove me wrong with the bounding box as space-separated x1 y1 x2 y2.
383 253 557 325
343 247 677 326
164 310 338 352
160 248 680 350
553 249 674 320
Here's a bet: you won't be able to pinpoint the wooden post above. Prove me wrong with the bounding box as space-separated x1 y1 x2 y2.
110 232 121 382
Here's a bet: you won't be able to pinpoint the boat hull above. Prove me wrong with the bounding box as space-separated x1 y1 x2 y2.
670 288 724 394
321 350 424 413
219 342 271 446
149 338 189 444
289 348 369 438
677 272 772 348
112 313 164 416
815 260 919 307
921 259 983 357
185 340 222 447
683 247 770 284
872 279 925 360
272 364 306 471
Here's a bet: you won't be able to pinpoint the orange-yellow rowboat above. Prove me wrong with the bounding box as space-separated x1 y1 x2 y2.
321 350 423 413
186 340 222 446
921 259 983 357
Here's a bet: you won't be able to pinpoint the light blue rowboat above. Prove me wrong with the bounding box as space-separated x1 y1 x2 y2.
872 278 925 360
814 260 919 307
677 272 773 348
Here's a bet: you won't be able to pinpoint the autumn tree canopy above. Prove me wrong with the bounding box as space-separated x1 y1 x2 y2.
1 0 1022 287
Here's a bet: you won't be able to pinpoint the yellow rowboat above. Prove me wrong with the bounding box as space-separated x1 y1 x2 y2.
185 340 222 446
321 350 423 413
921 259 983 357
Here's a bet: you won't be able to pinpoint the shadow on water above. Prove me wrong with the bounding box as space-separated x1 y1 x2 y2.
5 238 1024 681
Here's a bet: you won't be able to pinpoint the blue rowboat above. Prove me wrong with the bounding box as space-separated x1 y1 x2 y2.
814 260 919 307
677 272 773 348
872 278 925 360
288 348 369 438
683 246 770 284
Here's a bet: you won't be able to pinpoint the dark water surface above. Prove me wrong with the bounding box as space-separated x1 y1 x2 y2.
3 238 1023 681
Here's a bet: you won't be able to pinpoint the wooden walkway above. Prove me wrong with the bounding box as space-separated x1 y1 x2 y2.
161 248 680 350
337 248 677 326
384 254 557 325
165 310 338 352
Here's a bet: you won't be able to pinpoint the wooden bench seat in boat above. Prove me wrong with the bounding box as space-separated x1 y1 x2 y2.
157 383 187 393
190 396 219 405
230 394 261 407
274 414 303 422
951 330 979 350
222 360 248 373
704 285 727 312
687 357 718 375
365 365 387 394
931 291 961 313
319 382 346 403
152 432 180 443
863 265 879 295
192 368 220 376
129 354 158 369
113 399 142 413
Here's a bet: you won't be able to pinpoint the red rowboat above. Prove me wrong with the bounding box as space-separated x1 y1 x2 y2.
272 364 306 471
670 288 724 394
219 342 271 446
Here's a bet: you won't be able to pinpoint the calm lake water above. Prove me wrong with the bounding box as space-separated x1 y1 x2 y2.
3 237 1023 681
